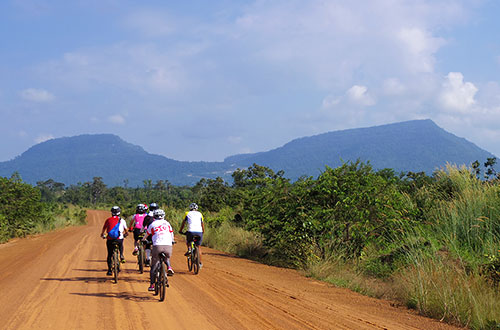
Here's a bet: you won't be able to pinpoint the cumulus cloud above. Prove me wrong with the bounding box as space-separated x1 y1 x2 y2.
346 85 375 106
20 88 55 102
35 134 54 143
108 114 126 125
439 72 478 112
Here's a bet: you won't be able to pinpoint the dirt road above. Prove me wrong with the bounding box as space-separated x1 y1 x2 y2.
0 210 459 330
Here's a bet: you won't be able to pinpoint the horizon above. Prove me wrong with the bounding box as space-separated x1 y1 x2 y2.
1 1 500 162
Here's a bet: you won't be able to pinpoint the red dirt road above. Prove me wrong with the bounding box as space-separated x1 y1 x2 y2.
0 210 459 329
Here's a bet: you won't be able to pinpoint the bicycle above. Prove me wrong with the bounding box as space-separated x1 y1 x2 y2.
180 232 201 275
153 252 170 302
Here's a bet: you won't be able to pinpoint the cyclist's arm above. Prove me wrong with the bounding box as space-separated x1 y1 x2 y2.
179 218 187 233
128 217 136 231
101 219 109 236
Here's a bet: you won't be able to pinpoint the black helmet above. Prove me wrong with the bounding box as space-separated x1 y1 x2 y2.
136 204 145 214
189 202 198 211
111 206 121 216
149 202 159 211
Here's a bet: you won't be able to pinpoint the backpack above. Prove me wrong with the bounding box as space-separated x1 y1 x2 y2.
108 220 121 239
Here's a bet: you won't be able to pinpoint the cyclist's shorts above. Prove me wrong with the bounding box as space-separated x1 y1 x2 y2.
133 228 142 241
187 231 203 246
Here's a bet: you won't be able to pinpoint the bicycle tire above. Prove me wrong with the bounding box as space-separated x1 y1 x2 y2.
138 244 144 274
159 261 166 302
193 246 200 275
113 247 119 283
187 243 193 272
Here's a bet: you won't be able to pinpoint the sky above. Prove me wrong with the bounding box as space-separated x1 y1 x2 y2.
1 0 500 162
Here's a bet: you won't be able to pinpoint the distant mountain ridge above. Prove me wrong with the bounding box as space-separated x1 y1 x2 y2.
0 120 496 186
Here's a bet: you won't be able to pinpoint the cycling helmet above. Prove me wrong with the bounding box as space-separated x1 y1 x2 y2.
149 202 159 211
136 204 145 214
153 208 165 219
189 203 198 211
143 204 149 211
111 206 121 216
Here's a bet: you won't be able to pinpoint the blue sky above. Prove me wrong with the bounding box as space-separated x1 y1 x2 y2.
1 0 499 162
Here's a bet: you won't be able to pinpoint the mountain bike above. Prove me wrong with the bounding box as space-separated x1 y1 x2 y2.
153 252 170 302
181 232 201 275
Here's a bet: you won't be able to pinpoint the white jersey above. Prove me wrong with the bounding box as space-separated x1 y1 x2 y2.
146 219 174 246
184 210 204 232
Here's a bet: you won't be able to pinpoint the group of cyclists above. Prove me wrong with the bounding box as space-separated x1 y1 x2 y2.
100 202 204 292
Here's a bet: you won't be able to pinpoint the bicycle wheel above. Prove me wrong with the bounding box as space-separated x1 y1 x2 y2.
113 247 119 283
187 244 193 272
138 244 144 274
159 261 166 302
193 247 200 275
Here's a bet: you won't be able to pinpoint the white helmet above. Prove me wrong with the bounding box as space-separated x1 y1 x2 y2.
189 203 198 211
153 208 165 219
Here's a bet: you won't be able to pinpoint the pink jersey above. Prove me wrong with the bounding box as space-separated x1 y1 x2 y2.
133 213 147 229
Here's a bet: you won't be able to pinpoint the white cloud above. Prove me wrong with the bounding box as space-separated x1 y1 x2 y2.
108 114 125 125
35 134 54 143
383 78 406 95
39 43 187 94
123 10 175 38
227 136 242 144
346 85 375 106
439 72 478 112
397 27 445 73
20 88 55 102
321 95 340 109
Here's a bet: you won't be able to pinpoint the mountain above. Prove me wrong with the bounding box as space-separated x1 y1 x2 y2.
0 134 229 186
0 120 496 186
224 119 497 178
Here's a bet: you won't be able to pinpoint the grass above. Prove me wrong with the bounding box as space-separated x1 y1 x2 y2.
32 204 87 234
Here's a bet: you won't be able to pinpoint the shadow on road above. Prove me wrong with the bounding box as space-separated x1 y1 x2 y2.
41 276 146 284
70 292 156 302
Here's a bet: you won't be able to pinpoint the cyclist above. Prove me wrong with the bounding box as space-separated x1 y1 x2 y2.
144 208 175 291
141 202 158 266
100 206 128 276
179 202 205 268
129 203 147 256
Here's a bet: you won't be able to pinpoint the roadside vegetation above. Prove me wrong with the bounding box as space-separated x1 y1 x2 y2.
1 158 499 329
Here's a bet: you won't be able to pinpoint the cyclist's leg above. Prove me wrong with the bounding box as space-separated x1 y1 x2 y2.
118 238 125 261
164 245 173 271
149 245 160 285
145 239 152 264
106 239 113 272
185 232 194 255
133 229 140 247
